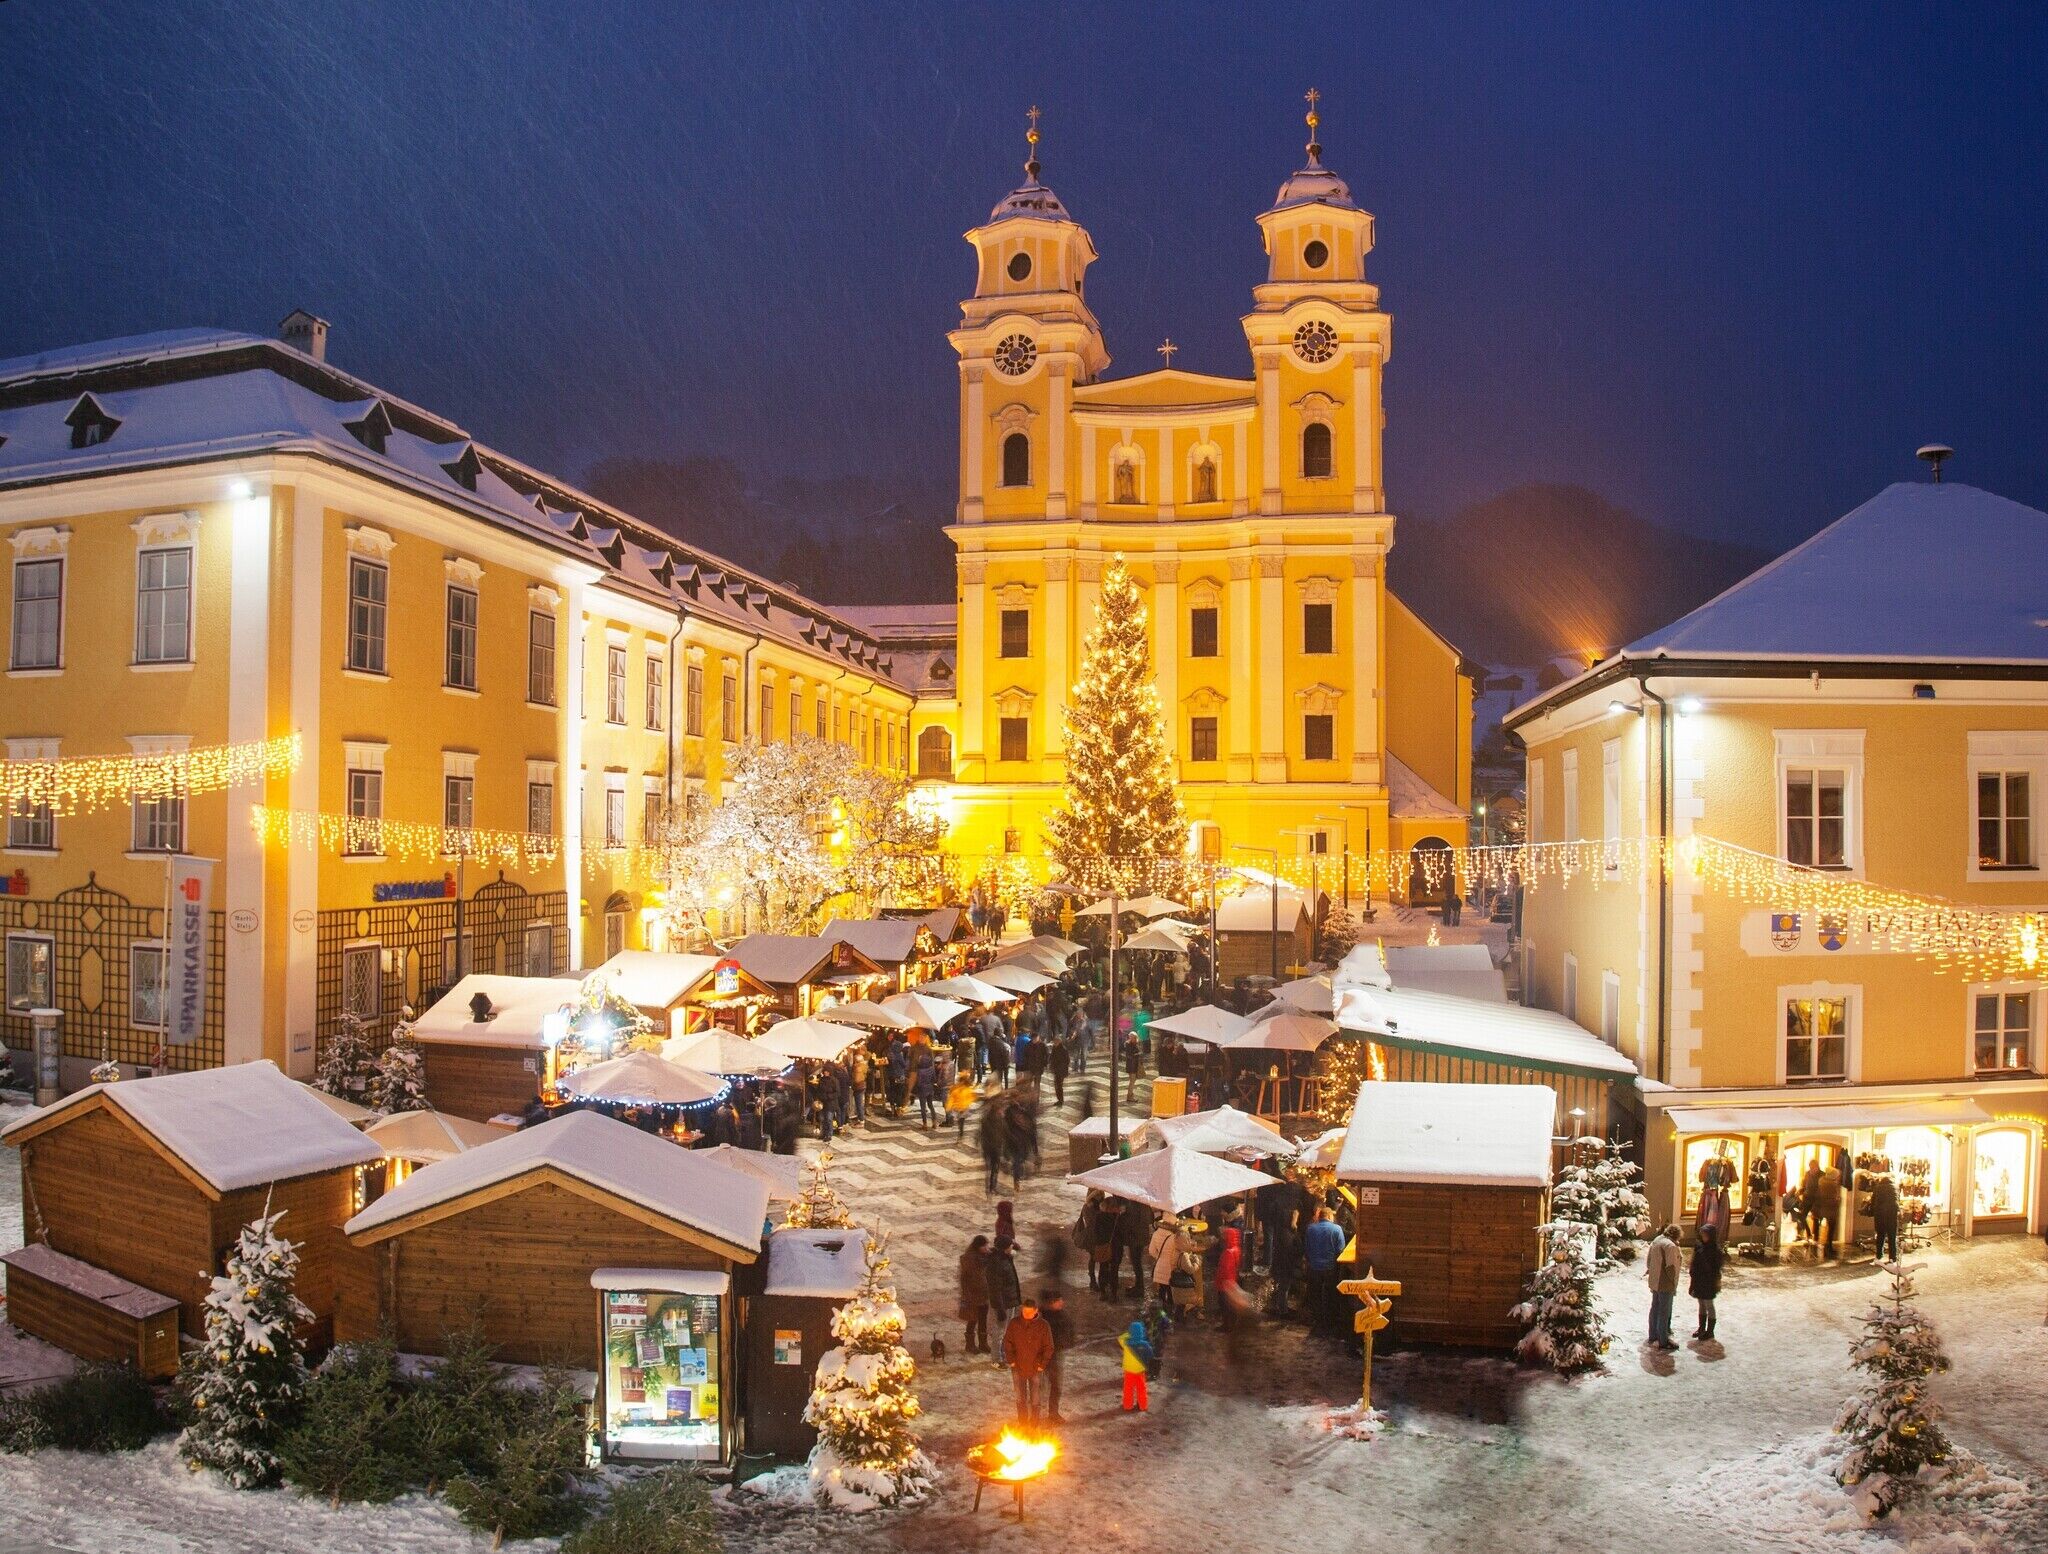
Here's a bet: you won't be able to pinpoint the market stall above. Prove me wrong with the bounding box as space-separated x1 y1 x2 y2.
409 974 585 1120
593 950 722 1035
819 918 944 992
705 935 892 1023
746 1227 872 1457
362 1109 511 1195
1214 890 1313 982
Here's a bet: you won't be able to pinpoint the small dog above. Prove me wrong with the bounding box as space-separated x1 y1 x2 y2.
928 1335 948 1360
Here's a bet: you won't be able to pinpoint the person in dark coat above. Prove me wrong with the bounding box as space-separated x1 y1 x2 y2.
1049 1037 1071 1106
813 1063 839 1143
1040 1288 1073 1422
1800 1157 1823 1246
985 1236 1023 1362
1869 1173 1901 1263
1003 1094 1034 1190
1688 1223 1725 1341
913 1045 938 1129
994 1198 1017 1247
988 1029 1013 1088
1002 1296 1053 1422
885 1039 910 1116
958 1235 992 1355
1815 1163 1844 1259
979 1096 1008 1194
1113 1201 1153 1302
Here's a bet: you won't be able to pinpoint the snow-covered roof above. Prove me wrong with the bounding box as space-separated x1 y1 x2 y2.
411 975 583 1047
1 1244 180 1319
0 1059 381 1193
1383 943 1507 1002
0 328 264 384
1387 752 1466 822
765 1228 872 1298
364 1109 510 1162
345 1109 769 1254
988 174 1073 223
1334 983 1639 1080
1269 151 1361 214
724 935 840 987
1337 1081 1556 1188
1215 890 1308 933
878 905 967 941
593 951 720 1009
818 918 924 965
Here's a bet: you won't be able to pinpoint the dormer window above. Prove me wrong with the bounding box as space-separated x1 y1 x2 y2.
345 401 393 455
441 444 483 491
65 394 120 450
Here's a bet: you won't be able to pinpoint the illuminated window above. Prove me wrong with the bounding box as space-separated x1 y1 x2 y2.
607 646 628 724
130 942 166 1030
1784 991 1850 1081
1977 771 2033 869
6 933 53 1012
1971 1127 2032 1219
1681 1136 1748 1215
1785 767 1848 868
918 727 952 779
1973 989 2036 1073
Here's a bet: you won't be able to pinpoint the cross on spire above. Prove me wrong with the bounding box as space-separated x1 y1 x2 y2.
1304 87 1323 164
1157 338 1178 367
1025 104 1042 182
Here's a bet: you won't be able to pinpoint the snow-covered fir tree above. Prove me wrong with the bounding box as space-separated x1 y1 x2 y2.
803 1234 934 1511
1511 1223 1611 1375
1836 1260 1954 1516
1316 905 1361 965
180 1209 314 1487
315 1009 379 1109
785 1152 856 1231
369 1013 429 1114
1549 1136 1652 1266
1043 556 1189 895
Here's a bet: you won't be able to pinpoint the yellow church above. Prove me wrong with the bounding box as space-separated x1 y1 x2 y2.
841 103 1474 885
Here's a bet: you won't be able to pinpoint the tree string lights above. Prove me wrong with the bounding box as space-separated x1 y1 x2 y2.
0 734 301 814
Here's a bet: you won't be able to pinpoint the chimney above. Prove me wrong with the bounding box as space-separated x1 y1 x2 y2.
279 309 330 362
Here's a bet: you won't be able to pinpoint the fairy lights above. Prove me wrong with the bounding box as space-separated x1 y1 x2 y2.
0 734 301 815
250 804 559 871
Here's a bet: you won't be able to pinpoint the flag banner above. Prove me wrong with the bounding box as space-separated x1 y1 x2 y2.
168 856 215 1046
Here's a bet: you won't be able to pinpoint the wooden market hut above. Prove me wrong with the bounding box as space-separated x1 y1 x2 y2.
745 1227 872 1457
1214 889 1313 982
818 918 942 993
344 1109 770 1463
1335 1080 1555 1350
704 935 890 1022
1 1061 384 1348
594 949 721 1036
409 973 582 1122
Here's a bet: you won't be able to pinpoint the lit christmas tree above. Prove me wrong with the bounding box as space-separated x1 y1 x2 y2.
803 1234 934 1511
315 1009 379 1109
179 1209 313 1487
369 1011 429 1114
785 1152 857 1230
1315 1034 1382 1127
1043 556 1190 894
1511 1223 1612 1375
1836 1260 1953 1517
1549 1136 1652 1266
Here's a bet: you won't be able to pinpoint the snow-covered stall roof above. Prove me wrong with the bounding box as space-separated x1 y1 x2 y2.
1334 984 1639 1080
819 918 924 966
345 1109 769 1254
1383 945 1507 1003
1337 1082 1557 1188
723 935 838 987
592 951 719 1009
1214 890 1308 933
411 974 582 1048
765 1228 872 1298
0 1060 381 1194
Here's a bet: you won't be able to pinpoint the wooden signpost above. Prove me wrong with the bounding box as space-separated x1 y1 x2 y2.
1338 1268 1403 1409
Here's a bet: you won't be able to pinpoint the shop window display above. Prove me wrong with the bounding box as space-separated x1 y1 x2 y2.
601 1284 723 1460
1682 1136 1747 1216
1875 1126 1948 1231
1971 1127 2032 1224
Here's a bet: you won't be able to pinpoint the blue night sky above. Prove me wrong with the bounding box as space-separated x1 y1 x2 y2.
5 2 2045 549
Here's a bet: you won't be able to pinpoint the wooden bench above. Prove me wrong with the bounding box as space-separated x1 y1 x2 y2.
2 1244 181 1379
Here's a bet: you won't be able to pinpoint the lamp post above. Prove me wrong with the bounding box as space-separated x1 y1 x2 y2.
1102 876 1123 1165
1232 844 1280 983
1341 802 1375 918
1316 813 1349 910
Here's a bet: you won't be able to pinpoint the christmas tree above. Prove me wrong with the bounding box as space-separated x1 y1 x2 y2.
1316 905 1361 966
315 1009 380 1109
1550 1137 1652 1266
1315 1035 1382 1127
1836 1260 1953 1516
785 1152 856 1230
1043 556 1189 894
803 1234 934 1511
179 1208 313 1487
369 1013 429 1114
1511 1223 1611 1375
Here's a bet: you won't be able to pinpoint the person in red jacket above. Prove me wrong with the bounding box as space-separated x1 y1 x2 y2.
1215 1225 1246 1331
1001 1298 1054 1424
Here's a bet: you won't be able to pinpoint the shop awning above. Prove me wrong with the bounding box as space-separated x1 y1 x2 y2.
590 1268 730 1295
1665 1097 2002 1136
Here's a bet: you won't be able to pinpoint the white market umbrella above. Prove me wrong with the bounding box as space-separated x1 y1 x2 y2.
917 974 1019 1005
992 945 1070 976
1270 975 1337 1015
1127 895 1192 920
660 1027 791 1077
1069 1144 1275 1214
976 962 1056 995
881 991 972 1031
1294 1127 1346 1170
699 1142 811 1200
1228 1011 1340 1053
365 1109 509 1163
757 1017 871 1063
561 1050 726 1106
1122 926 1191 954
1147 1004 1252 1045
816 998 913 1031
299 1081 378 1127
1015 934 1084 957
1136 1104 1296 1157
1073 897 1120 917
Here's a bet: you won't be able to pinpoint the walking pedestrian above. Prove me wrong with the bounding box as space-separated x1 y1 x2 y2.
1816 1161 1844 1260
814 1063 839 1144
1215 1224 1247 1331
1800 1157 1823 1247
1084 1190 1118 1294
1049 1037 1070 1106
979 1099 1007 1193
1645 1222 1681 1351
1688 1223 1725 1342
1115 1202 1153 1301
946 1070 976 1142
995 1198 1016 1248
989 1029 1013 1088
1117 1319 1154 1413
1122 1030 1143 1103
1870 1172 1901 1263
848 1046 869 1124
1002 1297 1053 1422
913 1046 938 1129
957 1234 991 1356
1040 1288 1072 1422
986 1236 1022 1363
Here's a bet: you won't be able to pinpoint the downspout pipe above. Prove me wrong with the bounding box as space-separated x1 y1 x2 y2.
1636 673 1671 1086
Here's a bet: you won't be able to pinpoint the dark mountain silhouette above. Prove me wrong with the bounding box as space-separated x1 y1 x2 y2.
1388 484 1771 665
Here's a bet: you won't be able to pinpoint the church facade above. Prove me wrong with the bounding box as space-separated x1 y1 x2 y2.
844 108 1474 884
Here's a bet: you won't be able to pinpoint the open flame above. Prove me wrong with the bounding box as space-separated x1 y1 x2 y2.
988 1429 1058 1481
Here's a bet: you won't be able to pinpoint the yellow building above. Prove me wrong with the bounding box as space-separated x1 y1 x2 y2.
1508 479 2048 1240
0 319 911 1087
838 110 1474 882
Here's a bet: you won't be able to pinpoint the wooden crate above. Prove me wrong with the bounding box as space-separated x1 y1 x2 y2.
2 1244 181 1378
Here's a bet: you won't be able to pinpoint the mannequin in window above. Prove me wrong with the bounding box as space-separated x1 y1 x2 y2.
1112 459 1138 505
1301 422 1333 479
1696 1148 1734 1238
1191 456 1218 504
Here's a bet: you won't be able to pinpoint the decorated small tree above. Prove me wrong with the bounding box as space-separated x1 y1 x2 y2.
369 1012 429 1114
1550 1136 1652 1266
1043 556 1189 895
179 1208 313 1487
785 1152 856 1230
1511 1223 1611 1375
315 1009 380 1109
1836 1260 1953 1516
804 1234 934 1511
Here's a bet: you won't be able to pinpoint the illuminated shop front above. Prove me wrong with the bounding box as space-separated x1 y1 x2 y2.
1970 1126 2033 1231
595 1269 730 1462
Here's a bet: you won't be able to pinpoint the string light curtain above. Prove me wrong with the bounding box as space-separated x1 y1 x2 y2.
0 734 301 814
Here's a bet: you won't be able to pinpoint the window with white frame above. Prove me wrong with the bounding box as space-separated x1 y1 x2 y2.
1776 730 1862 871
1783 986 1853 1082
1968 732 2044 874
1561 747 1579 840
1561 952 1578 1025
12 558 63 671
523 922 553 977
685 663 704 736
645 654 665 730
527 610 556 705
135 547 193 664
346 558 387 674
345 765 384 857
6 738 56 850
721 672 737 740
130 941 166 1029
606 645 628 724
642 779 663 840
443 772 475 835
788 687 803 739
131 794 184 853
526 762 556 837
1600 969 1621 1046
759 682 774 742
445 585 479 690
815 699 827 740
1973 987 2036 1074
6 932 53 1012
1601 738 1621 873
603 775 626 848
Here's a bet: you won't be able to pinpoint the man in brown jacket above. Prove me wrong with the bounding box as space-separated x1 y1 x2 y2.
1001 1297 1055 1423
1644 1223 1681 1351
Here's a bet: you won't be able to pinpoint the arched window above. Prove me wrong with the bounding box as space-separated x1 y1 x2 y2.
1001 432 1030 488
917 726 953 779
1191 456 1218 504
1112 459 1139 505
1301 422 1333 479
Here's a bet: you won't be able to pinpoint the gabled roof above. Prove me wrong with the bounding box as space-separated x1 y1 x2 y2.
724 934 882 987
411 974 584 1048
1215 890 1308 933
1337 1081 1556 1187
1071 369 1255 411
0 1060 381 1196
345 1109 768 1255
1387 752 1465 821
818 918 925 965
594 950 721 1009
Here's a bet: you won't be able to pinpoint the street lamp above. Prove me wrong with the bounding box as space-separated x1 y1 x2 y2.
1232 844 1281 982
1341 802 1375 918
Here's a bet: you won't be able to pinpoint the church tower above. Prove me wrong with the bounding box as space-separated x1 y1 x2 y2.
949 109 1108 526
